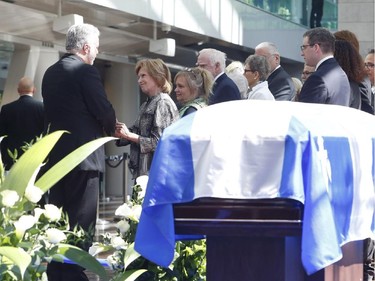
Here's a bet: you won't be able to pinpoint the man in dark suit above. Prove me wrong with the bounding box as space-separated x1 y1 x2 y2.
196 48 241 105
255 42 295 101
0 77 44 170
42 23 116 281
298 27 350 106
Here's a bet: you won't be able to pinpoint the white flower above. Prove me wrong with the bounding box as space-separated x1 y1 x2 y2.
111 236 126 250
115 203 132 217
115 203 142 222
136 175 149 199
131 205 142 222
116 220 130 234
44 204 61 222
34 207 45 221
1 190 19 207
46 228 66 244
107 254 119 270
41 272 48 281
14 215 36 232
89 244 106 256
24 185 44 203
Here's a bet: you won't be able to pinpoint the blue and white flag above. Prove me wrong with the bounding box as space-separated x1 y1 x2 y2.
135 100 375 275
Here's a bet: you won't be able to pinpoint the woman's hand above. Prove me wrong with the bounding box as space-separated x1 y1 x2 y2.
115 121 140 144
115 121 130 138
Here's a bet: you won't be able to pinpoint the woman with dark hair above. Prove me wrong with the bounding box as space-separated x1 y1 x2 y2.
115 58 179 179
334 30 374 114
334 40 369 110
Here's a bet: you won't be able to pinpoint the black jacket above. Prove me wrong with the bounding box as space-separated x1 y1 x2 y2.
42 54 116 172
0 95 44 169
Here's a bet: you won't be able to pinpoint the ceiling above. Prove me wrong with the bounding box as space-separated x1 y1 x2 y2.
0 0 253 69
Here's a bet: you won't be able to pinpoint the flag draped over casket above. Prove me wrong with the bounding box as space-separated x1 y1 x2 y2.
134 100 375 275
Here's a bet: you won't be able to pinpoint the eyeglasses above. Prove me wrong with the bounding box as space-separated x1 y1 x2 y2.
300 44 315 51
244 69 253 73
365 63 375 69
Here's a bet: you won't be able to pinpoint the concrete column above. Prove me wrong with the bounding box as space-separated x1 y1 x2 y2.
1 45 59 106
338 0 375 57
103 61 139 198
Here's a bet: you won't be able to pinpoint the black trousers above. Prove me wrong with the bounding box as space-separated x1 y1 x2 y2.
364 238 375 281
310 0 324 28
47 169 100 281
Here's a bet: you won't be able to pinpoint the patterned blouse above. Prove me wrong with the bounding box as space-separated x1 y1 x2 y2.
127 93 179 179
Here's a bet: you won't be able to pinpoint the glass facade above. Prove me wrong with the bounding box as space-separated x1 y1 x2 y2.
238 0 338 30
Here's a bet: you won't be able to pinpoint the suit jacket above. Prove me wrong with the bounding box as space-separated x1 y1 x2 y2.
267 66 295 101
299 58 350 106
209 73 241 105
359 77 374 114
0 95 44 169
42 54 116 172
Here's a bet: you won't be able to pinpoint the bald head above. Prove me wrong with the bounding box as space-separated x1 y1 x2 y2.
254 42 281 71
17 77 35 96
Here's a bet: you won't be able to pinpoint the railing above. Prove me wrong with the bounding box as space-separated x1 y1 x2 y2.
237 0 338 30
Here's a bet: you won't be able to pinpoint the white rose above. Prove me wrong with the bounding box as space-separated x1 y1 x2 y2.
135 175 149 199
14 215 36 231
44 204 61 222
46 228 66 244
115 203 132 218
116 220 130 234
34 208 45 221
14 215 37 239
24 185 44 203
111 236 126 250
1 190 19 207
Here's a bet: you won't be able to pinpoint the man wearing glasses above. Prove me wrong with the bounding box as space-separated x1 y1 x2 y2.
364 49 375 95
298 27 350 106
301 63 315 84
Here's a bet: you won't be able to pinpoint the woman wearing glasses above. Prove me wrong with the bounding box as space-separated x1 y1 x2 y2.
244 54 275 100
174 67 214 117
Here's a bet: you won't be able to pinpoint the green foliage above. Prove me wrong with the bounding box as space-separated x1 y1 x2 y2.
56 244 108 280
0 131 117 280
91 177 207 281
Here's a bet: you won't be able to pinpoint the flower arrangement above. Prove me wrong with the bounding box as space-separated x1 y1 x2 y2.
90 176 207 281
0 131 116 281
0 130 206 281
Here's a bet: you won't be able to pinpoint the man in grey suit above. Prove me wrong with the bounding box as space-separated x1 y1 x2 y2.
255 42 295 101
298 27 350 106
42 23 116 281
0 77 44 170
